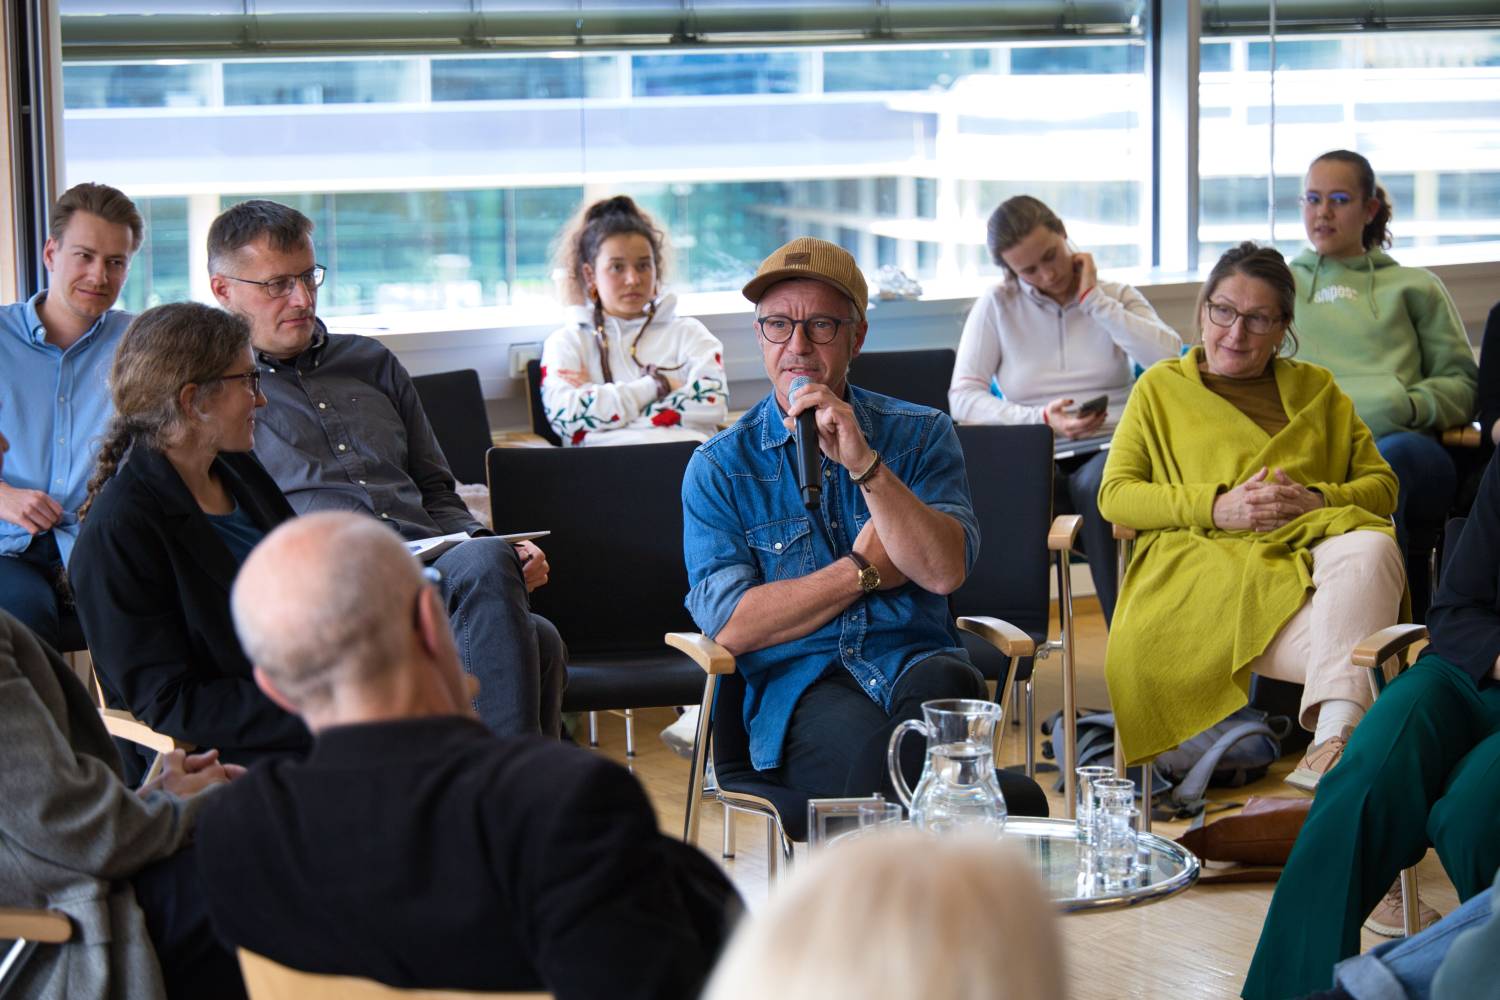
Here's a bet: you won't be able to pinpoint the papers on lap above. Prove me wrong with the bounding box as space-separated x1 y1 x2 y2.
406 530 550 564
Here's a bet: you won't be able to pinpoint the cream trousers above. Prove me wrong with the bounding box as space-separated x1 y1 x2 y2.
1247 530 1406 731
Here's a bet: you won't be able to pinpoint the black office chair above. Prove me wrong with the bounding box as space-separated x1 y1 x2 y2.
850 348 956 414
951 424 1083 812
525 359 564 447
410 368 493 485
487 441 704 754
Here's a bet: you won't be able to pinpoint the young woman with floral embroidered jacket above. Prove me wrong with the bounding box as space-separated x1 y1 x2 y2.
541 196 728 447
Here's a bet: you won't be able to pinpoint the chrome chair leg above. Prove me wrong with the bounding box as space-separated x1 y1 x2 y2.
588 711 599 747
1401 867 1420 937
722 805 737 859
765 817 779 880
1024 679 1036 778
624 708 636 757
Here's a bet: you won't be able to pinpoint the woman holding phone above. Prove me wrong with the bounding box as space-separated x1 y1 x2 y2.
949 195 1182 623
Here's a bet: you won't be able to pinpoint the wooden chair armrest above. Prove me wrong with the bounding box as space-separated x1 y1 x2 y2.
1351 624 1429 669
956 617 1037 659
665 632 737 675
1047 514 1082 551
0 907 71 943
99 709 189 756
1440 422 1482 448
1111 523 1137 541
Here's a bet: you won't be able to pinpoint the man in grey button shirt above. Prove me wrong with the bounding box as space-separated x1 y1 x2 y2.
205 200 564 739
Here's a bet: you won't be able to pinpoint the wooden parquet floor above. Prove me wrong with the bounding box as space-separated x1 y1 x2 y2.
584 598 1459 999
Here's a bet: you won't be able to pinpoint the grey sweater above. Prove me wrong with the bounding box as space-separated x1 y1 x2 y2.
0 612 209 1000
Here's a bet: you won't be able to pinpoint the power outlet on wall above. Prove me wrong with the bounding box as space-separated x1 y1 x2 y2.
508 342 541 378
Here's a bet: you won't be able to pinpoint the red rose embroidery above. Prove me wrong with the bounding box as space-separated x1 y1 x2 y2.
570 429 587 445
611 414 620 422
714 352 722 365
539 365 547 382
706 396 716 403
651 409 682 427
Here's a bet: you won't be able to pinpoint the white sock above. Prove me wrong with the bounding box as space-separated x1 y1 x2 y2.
1313 699 1364 744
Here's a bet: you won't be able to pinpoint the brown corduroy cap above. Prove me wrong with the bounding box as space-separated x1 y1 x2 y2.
742 237 868 322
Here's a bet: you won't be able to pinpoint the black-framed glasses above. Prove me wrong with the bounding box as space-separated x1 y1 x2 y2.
211 369 263 395
222 265 326 299
1205 301 1285 337
756 314 849 345
1300 192 1355 209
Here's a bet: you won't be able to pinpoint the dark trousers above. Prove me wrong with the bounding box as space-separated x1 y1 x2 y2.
775 652 1048 818
1055 450 1117 624
435 537 567 739
1242 655 1500 1000
131 843 247 1000
0 532 65 650
1377 431 1459 623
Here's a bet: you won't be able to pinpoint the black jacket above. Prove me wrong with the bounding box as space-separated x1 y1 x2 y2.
1429 450 1500 686
70 446 310 764
196 717 741 999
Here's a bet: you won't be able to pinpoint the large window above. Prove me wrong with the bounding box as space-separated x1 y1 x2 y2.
60 39 1151 318
1198 31 1500 267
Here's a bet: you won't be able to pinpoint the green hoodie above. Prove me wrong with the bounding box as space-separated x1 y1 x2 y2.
1291 248 1477 439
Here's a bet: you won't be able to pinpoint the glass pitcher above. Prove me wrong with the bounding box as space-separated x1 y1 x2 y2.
887 698 1007 834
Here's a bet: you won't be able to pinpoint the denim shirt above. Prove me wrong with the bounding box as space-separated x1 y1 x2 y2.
683 386 980 771
0 293 132 562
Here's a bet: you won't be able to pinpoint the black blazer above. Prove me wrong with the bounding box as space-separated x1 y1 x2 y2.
70 446 310 764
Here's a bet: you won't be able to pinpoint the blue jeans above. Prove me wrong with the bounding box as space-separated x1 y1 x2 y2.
0 532 65 650
433 537 566 739
1376 432 1457 622
1334 886 1495 1000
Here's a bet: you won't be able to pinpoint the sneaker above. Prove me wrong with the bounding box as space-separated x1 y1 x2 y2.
1285 726 1353 792
661 705 700 759
1364 880 1440 938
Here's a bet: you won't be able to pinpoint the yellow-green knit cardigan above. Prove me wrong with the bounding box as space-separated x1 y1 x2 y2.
1098 347 1399 764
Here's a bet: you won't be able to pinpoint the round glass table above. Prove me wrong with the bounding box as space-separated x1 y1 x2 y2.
1002 816 1201 913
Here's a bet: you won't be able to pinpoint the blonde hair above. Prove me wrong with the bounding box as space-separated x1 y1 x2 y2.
702 830 1065 1000
80 302 250 520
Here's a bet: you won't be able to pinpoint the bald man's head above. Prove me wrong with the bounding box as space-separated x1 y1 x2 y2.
232 512 462 719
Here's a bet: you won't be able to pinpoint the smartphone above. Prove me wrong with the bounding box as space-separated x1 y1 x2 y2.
1070 394 1109 418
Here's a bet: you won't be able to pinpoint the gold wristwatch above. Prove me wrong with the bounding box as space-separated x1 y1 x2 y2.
847 551 880 594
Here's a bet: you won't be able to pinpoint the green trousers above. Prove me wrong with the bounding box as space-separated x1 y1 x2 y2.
1242 655 1500 1000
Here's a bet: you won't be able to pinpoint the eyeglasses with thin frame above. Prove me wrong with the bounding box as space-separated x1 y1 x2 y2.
221 265 327 299
756 314 850 345
1300 192 1355 209
1205 301 1285 338
210 369 263 395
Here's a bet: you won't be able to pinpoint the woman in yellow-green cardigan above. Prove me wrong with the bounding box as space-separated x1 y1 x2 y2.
1099 242 1403 791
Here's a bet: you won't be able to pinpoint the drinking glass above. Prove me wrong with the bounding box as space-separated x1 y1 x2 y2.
1075 765 1116 843
1096 805 1141 891
858 801 905 830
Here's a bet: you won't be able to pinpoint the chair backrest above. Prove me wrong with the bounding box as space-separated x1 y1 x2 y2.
951 423 1054 640
410 369 493 485
524 359 563 447
238 949 550 999
487 441 698 655
849 348 956 414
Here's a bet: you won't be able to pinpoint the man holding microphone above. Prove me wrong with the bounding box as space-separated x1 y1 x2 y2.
681 237 1045 813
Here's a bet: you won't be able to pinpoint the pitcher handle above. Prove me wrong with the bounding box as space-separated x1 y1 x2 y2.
887 719 928 810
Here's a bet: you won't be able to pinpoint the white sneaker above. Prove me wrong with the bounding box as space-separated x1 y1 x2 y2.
661 705 700 759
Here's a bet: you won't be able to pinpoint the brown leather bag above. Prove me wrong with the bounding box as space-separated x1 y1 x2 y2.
1175 796 1312 882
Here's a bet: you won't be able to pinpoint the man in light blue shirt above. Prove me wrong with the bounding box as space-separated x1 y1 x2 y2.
682 237 1045 815
0 183 142 650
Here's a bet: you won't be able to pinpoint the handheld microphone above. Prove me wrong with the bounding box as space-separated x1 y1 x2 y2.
788 375 822 510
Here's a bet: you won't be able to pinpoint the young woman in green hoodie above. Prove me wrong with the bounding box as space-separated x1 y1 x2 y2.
1292 149 1479 622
